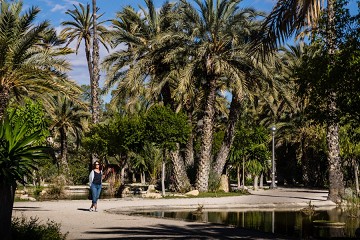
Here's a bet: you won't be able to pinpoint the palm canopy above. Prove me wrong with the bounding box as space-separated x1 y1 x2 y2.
60 3 109 54
172 0 273 94
0 1 81 118
45 94 90 147
102 0 176 112
259 0 323 51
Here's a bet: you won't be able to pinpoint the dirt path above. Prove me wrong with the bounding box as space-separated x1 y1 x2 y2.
13 187 336 239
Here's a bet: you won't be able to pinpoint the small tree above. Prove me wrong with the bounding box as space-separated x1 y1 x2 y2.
340 124 360 195
145 105 191 195
229 124 271 190
0 111 49 240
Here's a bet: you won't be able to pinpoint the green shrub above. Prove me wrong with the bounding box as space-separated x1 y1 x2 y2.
33 186 44 198
11 215 68 240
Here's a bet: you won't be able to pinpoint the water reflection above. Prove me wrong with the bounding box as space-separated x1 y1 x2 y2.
132 208 360 238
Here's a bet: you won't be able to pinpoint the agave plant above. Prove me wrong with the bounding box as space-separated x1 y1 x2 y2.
0 111 49 240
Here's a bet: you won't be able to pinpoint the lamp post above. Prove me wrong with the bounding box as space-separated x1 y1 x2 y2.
270 126 277 189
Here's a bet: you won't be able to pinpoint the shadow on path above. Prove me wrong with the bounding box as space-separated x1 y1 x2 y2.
82 223 290 240
250 193 328 202
78 208 91 212
13 206 48 212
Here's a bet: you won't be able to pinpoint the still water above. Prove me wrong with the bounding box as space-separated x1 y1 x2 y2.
131 208 360 238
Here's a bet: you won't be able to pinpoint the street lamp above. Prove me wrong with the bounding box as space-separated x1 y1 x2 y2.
270 125 277 189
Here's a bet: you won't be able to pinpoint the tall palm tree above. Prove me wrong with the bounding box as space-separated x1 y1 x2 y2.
44 95 90 182
103 1 193 191
92 0 100 124
174 0 278 191
0 1 79 119
61 3 109 124
0 111 49 240
262 0 344 202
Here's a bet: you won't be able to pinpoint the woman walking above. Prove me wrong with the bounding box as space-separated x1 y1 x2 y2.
89 161 103 212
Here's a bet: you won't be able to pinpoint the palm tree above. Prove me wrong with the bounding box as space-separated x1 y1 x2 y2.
102 0 175 110
262 0 344 202
174 0 278 191
92 0 101 124
0 1 80 119
0 111 49 240
61 3 109 124
103 0 193 191
44 95 90 182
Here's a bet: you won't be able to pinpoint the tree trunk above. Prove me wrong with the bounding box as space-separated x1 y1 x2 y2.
353 159 359 196
237 165 241 189
141 172 146 184
300 136 310 185
120 167 125 185
184 133 194 168
260 173 264 189
326 0 344 203
326 106 344 203
169 144 191 192
85 39 93 94
91 0 100 124
0 86 10 120
0 181 16 240
213 92 242 182
161 160 166 196
242 156 245 187
59 128 71 183
196 78 216 192
253 175 259 190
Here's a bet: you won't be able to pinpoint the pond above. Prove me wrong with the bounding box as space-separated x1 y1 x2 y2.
130 208 360 238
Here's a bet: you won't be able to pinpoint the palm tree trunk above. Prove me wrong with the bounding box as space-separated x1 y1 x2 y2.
85 39 94 93
59 128 70 183
327 117 344 202
0 87 10 120
169 144 191 192
326 0 344 203
212 92 242 182
184 112 194 168
196 78 217 192
184 133 194 168
0 181 16 240
91 0 100 124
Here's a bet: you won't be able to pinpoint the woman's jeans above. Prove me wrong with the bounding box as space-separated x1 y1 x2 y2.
90 183 102 204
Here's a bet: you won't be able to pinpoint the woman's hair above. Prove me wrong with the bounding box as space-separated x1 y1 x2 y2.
93 161 102 170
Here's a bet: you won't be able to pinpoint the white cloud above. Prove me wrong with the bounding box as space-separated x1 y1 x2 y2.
51 4 67 12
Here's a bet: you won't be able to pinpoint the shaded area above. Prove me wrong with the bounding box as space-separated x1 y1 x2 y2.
249 193 328 202
77 208 91 212
82 223 289 239
12 206 48 212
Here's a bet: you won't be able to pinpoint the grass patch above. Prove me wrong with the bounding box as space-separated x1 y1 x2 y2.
197 191 248 198
164 190 249 199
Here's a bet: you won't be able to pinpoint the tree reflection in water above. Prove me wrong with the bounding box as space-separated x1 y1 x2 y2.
133 208 360 238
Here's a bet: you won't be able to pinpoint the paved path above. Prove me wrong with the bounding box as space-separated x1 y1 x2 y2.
13 188 336 239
